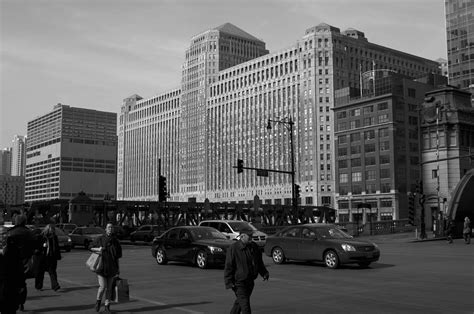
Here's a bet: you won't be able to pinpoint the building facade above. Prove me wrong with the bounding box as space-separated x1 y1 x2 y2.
420 86 474 232
118 23 440 207
25 104 117 202
11 135 26 176
445 0 474 96
333 72 442 223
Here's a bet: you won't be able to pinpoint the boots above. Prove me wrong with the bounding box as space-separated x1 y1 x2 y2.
94 300 101 312
104 303 111 313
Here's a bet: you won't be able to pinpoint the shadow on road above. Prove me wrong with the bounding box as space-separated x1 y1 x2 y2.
59 285 96 293
114 301 212 313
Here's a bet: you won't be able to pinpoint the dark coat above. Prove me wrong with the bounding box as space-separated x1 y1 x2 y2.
92 234 122 278
40 234 62 261
224 240 268 289
6 225 35 267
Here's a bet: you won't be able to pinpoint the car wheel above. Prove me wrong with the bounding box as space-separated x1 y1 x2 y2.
84 240 90 250
324 250 340 269
155 248 167 265
271 247 286 264
196 250 208 269
358 262 371 268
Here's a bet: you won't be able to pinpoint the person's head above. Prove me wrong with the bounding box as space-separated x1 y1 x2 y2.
465 217 470 222
43 224 56 236
239 229 254 245
105 223 114 236
14 214 27 227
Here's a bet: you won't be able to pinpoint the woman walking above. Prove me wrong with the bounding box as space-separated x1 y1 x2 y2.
35 224 62 291
463 217 471 244
91 223 122 313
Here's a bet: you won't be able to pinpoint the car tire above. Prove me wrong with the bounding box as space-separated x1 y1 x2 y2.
271 247 286 264
324 250 340 269
358 262 371 268
84 240 90 250
196 250 208 269
155 248 168 265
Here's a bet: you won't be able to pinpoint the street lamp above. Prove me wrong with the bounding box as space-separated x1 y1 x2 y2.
266 117 297 223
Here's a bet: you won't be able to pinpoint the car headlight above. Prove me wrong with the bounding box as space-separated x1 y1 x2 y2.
208 246 223 254
67 238 72 242
341 243 356 252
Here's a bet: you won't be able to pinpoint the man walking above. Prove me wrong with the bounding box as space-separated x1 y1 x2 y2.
224 229 269 314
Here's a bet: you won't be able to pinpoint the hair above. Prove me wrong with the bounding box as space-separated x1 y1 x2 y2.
14 214 27 226
42 224 56 236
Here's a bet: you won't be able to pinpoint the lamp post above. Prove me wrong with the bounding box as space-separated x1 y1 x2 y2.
266 117 296 222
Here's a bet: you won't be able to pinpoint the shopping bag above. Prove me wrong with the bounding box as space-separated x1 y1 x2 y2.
85 252 102 272
111 277 129 303
24 254 41 279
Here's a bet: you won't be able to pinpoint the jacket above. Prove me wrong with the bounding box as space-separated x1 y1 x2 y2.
463 220 471 234
6 225 35 267
41 234 61 261
224 240 268 289
92 234 122 277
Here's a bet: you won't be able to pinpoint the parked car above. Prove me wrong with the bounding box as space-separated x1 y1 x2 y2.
69 226 105 249
199 220 267 249
264 223 380 269
27 225 73 252
130 225 161 242
57 223 78 234
151 226 234 269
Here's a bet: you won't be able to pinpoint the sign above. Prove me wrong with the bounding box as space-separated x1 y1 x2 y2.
256 169 269 177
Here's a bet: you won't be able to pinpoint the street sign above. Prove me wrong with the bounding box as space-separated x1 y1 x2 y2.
256 169 269 177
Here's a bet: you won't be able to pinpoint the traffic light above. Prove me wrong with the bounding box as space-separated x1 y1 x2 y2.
294 184 301 199
237 159 244 173
159 175 167 202
408 193 415 225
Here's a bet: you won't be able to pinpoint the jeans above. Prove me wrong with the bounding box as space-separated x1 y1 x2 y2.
97 275 115 305
230 281 255 314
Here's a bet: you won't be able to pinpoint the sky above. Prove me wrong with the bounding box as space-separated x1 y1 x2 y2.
0 0 447 149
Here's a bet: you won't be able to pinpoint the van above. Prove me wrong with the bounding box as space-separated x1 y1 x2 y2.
198 220 267 248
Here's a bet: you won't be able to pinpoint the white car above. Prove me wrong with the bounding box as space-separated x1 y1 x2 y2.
198 220 267 249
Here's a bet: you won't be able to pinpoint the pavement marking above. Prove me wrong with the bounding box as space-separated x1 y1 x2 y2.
59 278 204 314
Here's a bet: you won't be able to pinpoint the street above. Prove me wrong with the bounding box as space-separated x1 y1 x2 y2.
22 237 473 313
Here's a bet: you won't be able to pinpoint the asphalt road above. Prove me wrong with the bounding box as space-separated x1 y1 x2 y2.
21 236 473 313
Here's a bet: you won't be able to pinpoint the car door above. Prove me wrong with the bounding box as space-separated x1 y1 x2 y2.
297 228 320 261
174 229 194 261
138 226 151 241
70 228 83 245
164 228 181 260
278 227 301 260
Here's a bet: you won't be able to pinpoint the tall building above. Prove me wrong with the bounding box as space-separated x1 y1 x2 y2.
445 0 474 96
0 148 12 175
420 86 474 231
118 23 440 207
0 175 25 207
333 72 443 223
11 135 26 176
25 104 117 202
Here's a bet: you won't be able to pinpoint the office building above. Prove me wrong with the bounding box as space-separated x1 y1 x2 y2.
445 0 474 96
118 23 440 206
0 174 25 207
0 148 12 175
420 86 474 231
333 72 443 223
25 104 117 202
11 135 26 176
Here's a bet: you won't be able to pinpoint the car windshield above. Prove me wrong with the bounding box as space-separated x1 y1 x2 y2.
228 221 257 231
190 228 227 240
83 227 104 235
317 227 352 239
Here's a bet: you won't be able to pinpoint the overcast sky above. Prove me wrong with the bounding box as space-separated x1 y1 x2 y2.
1 0 447 149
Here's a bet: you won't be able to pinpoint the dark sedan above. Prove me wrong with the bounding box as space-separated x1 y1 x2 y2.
151 226 234 269
264 224 380 269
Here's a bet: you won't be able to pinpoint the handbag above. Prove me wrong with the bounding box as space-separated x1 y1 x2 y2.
111 277 129 303
85 252 102 272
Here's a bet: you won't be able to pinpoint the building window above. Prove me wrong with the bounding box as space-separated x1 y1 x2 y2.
432 169 438 178
352 172 362 182
378 102 388 110
350 133 361 142
380 183 391 193
338 160 348 169
365 156 376 165
378 114 389 123
339 173 348 183
351 158 361 167
380 168 391 179
407 88 416 98
365 169 376 180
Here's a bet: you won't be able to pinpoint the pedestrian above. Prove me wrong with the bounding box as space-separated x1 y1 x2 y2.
446 219 455 244
224 229 269 314
91 223 122 313
5 214 35 312
35 224 62 291
463 217 471 244
1 235 26 313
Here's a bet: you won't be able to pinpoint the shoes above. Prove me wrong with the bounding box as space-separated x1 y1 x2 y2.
104 304 111 313
95 300 101 312
19 304 24 311
53 286 61 291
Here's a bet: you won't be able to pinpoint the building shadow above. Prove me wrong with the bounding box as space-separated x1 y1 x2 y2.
114 301 212 313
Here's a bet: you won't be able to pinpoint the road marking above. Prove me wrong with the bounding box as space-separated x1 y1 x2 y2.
59 278 204 314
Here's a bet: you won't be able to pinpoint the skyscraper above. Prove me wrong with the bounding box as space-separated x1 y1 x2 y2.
0 148 12 176
11 135 26 176
25 104 117 202
118 23 440 207
445 0 474 95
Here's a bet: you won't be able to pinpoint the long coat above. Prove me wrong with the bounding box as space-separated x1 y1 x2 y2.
92 234 122 278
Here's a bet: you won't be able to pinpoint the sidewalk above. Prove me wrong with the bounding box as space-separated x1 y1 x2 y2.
358 231 447 243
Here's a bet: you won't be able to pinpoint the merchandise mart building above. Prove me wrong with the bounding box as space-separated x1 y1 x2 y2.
118 23 440 209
